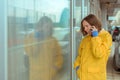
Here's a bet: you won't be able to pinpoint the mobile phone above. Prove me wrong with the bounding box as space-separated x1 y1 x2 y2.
90 26 94 31
90 29 93 31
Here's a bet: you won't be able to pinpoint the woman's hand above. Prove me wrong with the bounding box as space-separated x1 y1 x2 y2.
91 26 97 31
91 26 98 37
76 66 79 71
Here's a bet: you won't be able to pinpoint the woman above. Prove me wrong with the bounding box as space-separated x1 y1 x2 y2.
74 14 112 80
24 16 63 80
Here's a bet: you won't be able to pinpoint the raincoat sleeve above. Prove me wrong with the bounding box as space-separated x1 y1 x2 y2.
74 40 83 69
54 39 63 70
91 32 112 58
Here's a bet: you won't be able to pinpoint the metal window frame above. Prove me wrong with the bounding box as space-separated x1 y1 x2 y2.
0 0 7 80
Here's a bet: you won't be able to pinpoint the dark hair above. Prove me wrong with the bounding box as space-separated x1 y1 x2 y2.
81 14 102 36
36 16 53 36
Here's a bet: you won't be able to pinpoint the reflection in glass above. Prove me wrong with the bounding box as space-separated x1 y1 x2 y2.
24 16 63 80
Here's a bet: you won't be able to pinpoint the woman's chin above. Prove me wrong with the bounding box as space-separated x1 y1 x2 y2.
88 32 91 35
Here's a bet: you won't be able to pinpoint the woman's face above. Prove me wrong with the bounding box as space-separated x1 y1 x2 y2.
82 20 92 35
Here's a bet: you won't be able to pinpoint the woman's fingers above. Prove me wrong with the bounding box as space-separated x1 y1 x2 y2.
91 26 97 31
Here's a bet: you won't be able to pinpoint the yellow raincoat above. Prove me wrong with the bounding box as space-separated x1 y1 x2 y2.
24 32 63 80
74 29 112 80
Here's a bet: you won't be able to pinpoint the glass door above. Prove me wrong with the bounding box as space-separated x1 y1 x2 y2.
7 0 71 80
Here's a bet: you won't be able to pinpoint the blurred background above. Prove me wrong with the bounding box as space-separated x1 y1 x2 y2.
0 0 120 80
